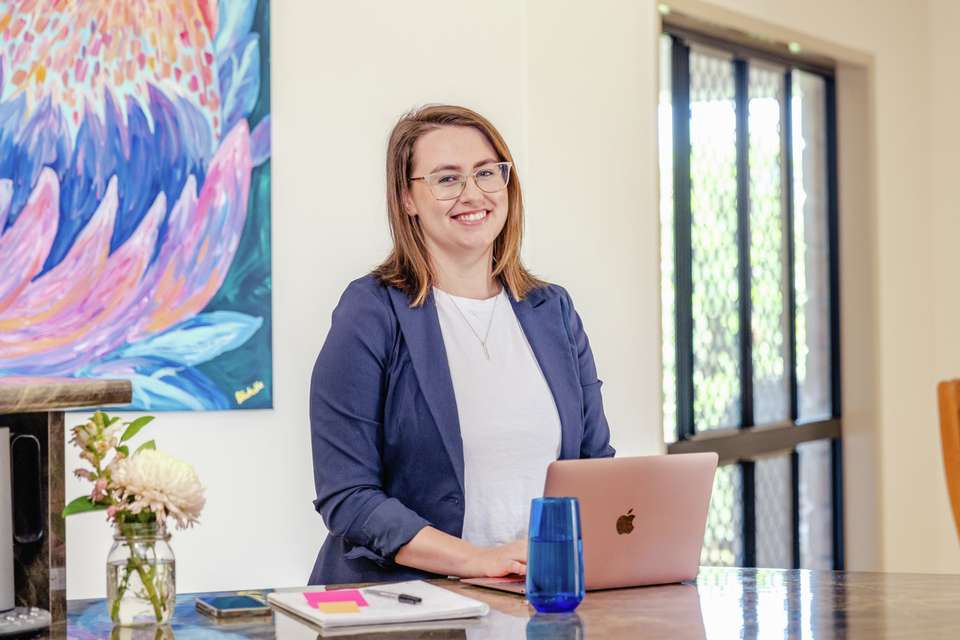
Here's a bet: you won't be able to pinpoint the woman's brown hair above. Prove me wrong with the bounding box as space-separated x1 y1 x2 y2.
373 105 543 306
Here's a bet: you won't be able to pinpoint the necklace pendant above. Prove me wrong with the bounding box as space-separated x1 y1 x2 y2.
482 343 490 360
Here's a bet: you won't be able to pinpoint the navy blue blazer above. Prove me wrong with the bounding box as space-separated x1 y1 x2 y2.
308 274 615 585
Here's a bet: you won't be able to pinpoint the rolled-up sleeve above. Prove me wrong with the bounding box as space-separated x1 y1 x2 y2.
310 281 430 565
558 287 616 459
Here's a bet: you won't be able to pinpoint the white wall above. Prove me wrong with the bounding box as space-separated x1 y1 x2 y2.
523 1 662 458
928 0 960 570
64 0 960 598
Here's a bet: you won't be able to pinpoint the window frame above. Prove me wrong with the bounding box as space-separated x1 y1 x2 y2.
662 25 844 570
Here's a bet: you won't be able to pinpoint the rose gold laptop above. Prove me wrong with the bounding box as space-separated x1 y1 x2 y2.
462 453 718 593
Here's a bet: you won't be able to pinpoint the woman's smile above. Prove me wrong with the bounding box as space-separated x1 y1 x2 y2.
450 209 490 225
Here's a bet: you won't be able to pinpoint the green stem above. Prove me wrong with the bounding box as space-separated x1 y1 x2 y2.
110 560 132 622
131 553 164 622
111 531 165 623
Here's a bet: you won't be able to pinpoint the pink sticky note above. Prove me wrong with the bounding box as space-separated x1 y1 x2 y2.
304 589 369 608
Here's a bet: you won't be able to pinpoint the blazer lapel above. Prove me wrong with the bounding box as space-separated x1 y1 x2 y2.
388 287 465 493
509 288 583 460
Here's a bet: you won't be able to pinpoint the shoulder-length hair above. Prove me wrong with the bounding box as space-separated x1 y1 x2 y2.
373 104 543 306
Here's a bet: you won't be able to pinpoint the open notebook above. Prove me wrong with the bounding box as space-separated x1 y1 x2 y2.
267 580 489 631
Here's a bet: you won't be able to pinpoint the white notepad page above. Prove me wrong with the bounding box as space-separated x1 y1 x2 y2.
267 580 490 630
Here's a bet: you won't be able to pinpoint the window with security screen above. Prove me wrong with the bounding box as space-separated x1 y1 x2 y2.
658 28 842 570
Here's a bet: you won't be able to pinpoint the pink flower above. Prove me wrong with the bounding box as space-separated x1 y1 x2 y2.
94 439 112 456
0 126 253 381
105 455 124 475
91 478 108 502
69 424 91 448
73 468 95 481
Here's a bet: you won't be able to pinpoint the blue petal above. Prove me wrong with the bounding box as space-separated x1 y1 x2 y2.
117 312 263 366
218 34 261 131
215 0 257 55
130 365 231 411
76 357 230 412
250 115 271 166
0 95 69 238
0 88 211 272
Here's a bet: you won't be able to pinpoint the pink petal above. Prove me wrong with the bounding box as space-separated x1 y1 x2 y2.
0 177 117 329
130 120 251 340
0 191 165 371
0 169 59 314
0 121 253 373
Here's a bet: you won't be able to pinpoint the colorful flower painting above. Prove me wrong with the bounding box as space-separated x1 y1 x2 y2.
0 0 273 411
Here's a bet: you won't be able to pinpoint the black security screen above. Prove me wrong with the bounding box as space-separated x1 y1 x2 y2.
658 27 843 570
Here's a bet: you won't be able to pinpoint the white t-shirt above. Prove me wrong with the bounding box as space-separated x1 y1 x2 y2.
433 287 562 548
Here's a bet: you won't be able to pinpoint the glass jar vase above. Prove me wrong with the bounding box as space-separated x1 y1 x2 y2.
106 522 176 626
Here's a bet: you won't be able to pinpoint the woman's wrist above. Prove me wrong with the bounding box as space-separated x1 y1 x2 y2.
456 543 486 577
395 526 484 577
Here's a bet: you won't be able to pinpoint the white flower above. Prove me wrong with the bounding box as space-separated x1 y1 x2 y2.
112 450 205 529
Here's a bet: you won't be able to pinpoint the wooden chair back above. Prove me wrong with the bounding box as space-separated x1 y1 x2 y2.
937 380 960 541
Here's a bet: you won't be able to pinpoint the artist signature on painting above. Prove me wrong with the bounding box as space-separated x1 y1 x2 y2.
235 381 265 405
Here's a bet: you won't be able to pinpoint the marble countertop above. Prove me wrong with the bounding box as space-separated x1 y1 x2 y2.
53 567 960 639
0 377 131 414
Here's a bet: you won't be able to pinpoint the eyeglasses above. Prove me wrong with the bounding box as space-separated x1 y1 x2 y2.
409 162 512 201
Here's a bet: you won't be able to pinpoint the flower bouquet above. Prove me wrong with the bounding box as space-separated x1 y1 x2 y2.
63 412 205 626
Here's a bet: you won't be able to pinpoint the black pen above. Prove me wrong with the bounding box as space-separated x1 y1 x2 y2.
365 588 422 605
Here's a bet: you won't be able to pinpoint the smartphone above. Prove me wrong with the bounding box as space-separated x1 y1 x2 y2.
195 594 271 618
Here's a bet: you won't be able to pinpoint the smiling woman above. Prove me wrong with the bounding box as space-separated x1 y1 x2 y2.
375 105 539 306
307 105 616 585
405 126 510 272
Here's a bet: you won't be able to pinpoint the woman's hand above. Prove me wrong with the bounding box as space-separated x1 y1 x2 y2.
463 538 528 577
395 527 527 577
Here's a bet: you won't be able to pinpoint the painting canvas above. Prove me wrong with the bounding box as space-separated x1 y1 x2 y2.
0 0 273 411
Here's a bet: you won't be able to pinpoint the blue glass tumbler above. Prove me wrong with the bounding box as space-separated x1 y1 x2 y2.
526 497 585 613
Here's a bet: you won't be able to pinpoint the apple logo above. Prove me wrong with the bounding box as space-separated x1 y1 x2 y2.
616 508 635 535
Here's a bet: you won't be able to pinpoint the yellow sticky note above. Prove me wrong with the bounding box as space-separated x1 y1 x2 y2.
317 601 361 614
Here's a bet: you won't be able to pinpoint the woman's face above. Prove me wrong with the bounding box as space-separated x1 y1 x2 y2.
405 125 509 263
